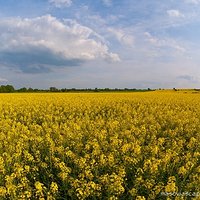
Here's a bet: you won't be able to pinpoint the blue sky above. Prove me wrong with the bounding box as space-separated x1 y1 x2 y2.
0 0 200 89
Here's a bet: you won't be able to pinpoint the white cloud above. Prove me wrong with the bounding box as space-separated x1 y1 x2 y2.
144 32 186 53
107 28 134 46
0 78 8 82
177 75 199 83
167 9 184 18
0 15 119 73
49 0 72 8
185 0 200 4
102 0 112 7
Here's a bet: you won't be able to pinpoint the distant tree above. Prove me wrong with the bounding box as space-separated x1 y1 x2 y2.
28 87 34 92
94 88 99 92
50 87 58 92
0 85 15 93
18 87 27 92
6 85 15 92
61 88 67 92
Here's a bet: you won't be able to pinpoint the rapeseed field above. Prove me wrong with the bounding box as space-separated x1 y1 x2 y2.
0 92 199 199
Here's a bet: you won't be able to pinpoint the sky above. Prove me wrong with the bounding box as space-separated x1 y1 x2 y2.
0 0 200 89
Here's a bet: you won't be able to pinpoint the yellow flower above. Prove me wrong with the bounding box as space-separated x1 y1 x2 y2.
136 196 146 200
50 182 58 194
178 166 187 176
165 176 178 193
0 187 7 197
35 181 43 192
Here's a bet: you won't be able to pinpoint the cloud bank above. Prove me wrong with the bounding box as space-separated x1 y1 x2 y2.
0 15 119 73
102 0 112 7
167 10 184 18
49 0 72 8
107 28 134 46
185 0 200 4
0 78 8 82
177 75 198 82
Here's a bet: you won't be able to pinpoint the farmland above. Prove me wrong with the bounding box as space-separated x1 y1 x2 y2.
0 92 199 199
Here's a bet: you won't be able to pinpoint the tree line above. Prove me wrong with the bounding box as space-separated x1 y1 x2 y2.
0 85 153 93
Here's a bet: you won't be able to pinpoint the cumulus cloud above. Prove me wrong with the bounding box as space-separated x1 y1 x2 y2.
167 9 184 18
0 78 8 82
144 32 185 53
107 28 134 46
177 75 193 80
177 75 198 82
0 15 119 73
102 0 112 7
185 0 200 4
49 0 72 8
